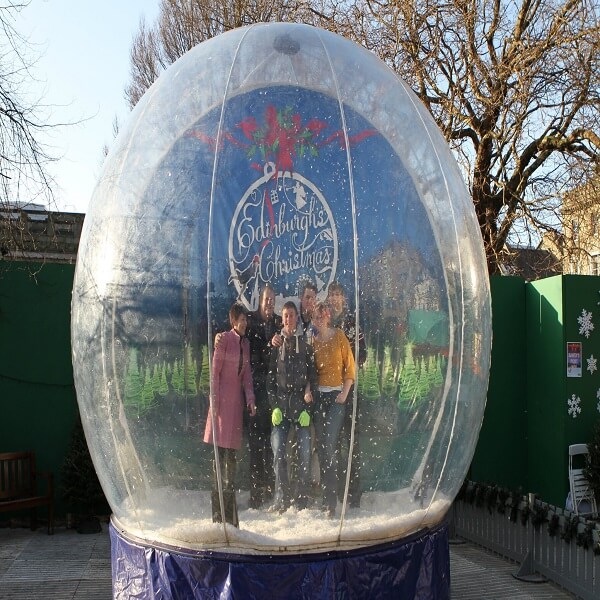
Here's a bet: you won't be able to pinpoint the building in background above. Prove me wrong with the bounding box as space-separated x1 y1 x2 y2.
560 177 600 275
0 202 84 264
534 176 600 276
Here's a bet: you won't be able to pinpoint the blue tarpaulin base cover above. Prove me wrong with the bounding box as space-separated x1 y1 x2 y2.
110 521 450 599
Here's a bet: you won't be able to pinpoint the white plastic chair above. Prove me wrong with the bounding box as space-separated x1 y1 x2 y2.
568 444 598 516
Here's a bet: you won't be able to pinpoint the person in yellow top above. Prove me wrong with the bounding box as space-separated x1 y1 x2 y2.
311 301 355 518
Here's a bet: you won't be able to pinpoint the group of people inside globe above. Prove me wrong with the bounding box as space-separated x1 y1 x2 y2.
203 281 366 527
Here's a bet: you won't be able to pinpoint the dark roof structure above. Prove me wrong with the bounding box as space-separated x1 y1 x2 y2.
0 207 85 264
499 245 562 281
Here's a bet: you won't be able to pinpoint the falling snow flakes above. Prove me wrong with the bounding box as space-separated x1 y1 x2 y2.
588 355 598 374
568 394 582 418
578 309 594 338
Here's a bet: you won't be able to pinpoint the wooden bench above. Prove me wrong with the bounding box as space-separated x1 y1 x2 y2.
0 451 54 534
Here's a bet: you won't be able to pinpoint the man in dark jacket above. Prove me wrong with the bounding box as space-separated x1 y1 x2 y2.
299 280 317 335
267 301 318 512
246 285 281 508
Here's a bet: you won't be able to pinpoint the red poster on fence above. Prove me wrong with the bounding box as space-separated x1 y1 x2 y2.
567 342 582 378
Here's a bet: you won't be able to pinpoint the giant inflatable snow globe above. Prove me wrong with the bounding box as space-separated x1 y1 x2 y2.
71 23 491 599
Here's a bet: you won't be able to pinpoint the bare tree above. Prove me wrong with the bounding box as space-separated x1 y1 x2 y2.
124 0 600 276
323 0 600 274
125 0 320 109
0 1 61 259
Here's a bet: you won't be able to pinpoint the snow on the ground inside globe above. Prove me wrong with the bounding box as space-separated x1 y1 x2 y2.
115 487 451 554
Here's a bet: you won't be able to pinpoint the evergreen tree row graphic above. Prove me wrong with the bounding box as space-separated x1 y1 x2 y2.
123 345 211 415
357 343 446 409
123 342 447 415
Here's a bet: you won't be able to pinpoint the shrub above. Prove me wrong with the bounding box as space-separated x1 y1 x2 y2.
584 419 600 501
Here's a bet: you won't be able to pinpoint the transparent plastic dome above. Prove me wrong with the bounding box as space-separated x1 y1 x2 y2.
71 23 491 554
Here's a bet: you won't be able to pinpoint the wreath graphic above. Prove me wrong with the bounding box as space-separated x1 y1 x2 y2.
238 106 324 171
188 104 376 173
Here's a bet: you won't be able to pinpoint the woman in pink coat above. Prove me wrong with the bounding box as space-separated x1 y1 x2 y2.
204 303 256 527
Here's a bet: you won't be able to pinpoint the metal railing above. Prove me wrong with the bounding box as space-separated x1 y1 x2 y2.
451 487 600 599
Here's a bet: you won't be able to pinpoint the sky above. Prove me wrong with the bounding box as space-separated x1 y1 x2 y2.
14 0 161 214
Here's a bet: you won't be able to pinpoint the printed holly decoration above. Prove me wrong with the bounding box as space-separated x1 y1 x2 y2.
238 106 326 172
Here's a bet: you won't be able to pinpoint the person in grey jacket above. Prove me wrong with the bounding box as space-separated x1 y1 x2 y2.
267 301 318 512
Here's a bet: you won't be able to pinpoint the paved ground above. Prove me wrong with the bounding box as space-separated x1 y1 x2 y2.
449 541 574 599
0 526 576 599
0 525 111 599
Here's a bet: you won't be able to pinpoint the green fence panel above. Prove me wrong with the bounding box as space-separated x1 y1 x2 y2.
470 276 527 490
0 261 78 518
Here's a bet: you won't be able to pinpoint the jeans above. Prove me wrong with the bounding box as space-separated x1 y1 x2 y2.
271 417 311 507
337 386 362 506
313 391 347 512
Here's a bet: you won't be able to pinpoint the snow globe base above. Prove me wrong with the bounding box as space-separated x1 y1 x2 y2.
110 519 450 599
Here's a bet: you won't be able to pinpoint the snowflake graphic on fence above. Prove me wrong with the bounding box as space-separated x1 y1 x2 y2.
567 394 582 418
578 309 594 338
588 355 598 374
597 389 600 413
